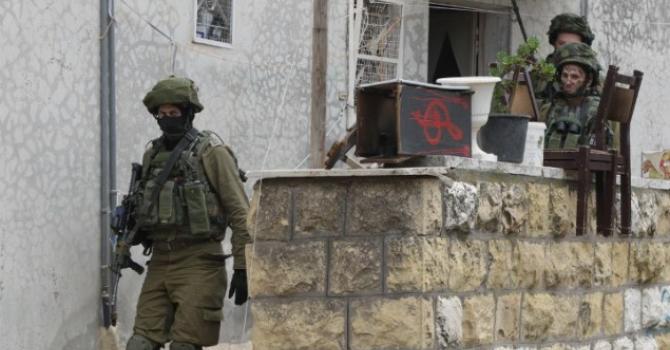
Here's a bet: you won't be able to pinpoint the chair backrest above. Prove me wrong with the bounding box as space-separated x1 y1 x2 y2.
593 65 644 150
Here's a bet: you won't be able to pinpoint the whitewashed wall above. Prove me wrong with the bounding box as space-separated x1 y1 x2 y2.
0 1 101 350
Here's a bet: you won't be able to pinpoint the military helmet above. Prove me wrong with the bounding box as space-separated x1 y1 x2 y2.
554 42 600 74
143 76 204 115
547 13 595 46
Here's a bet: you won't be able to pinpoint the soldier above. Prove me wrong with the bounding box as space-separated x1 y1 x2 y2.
547 13 595 55
541 42 606 149
537 13 596 103
124 76 251 350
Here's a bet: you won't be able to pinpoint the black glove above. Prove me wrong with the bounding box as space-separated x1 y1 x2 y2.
228 269 248 305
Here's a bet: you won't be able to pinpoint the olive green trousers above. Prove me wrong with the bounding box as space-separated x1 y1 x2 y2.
133 240 227 346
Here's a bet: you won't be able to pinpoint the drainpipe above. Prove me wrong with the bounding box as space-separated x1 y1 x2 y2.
100 0 116 328
580 0 589 19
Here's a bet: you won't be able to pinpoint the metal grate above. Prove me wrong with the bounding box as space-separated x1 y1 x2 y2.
195 0 232 44
356 0 402 85
358 1 402 59
356 58 398 84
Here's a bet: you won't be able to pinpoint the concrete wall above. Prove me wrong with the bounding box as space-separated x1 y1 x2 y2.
246 161 670 349
0 1 101 350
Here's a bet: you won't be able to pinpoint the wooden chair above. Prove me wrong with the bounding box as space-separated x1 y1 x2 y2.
543 65 643 235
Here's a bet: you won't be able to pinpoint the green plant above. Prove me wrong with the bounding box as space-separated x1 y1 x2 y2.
490 37 556 113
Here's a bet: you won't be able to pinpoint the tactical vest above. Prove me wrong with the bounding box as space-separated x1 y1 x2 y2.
136 131 227 241
544 96 600 149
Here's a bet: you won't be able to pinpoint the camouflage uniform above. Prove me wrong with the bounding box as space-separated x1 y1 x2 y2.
541 43 610 149
536 13 596 104
126 77 251 350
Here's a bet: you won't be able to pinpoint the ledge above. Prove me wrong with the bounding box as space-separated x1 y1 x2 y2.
246 156 670 190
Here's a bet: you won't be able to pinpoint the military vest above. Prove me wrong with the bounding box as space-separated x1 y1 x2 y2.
544 96 600 149
136 131 227 241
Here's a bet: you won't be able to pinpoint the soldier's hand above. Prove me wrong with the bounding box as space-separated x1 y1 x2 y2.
228 269 248 305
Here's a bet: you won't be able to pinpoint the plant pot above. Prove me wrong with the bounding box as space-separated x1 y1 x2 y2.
436 76 501 161
478 113 530 163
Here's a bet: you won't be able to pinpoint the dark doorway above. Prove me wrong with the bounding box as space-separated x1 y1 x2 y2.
428 5 511 83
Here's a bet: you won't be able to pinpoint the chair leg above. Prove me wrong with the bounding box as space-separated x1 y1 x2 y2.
621 171 632 235
596 171 612 236
576 148 591 235
601 167 616 236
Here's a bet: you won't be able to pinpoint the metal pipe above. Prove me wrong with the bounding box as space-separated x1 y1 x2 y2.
108 0 117 219
100 0 114 328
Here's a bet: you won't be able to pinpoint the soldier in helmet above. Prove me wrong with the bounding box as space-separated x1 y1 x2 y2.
547 13 595 54
123 76 251 350
541 42 608 149
537 13 597 103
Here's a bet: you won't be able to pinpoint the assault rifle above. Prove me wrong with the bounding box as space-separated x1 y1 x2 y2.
107 162 145 325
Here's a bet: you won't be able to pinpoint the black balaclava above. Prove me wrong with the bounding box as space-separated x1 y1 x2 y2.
156 105 194 149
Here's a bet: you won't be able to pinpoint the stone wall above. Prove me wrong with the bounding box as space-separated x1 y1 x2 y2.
246 165 670 350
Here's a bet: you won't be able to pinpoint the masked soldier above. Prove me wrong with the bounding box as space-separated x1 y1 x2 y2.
537 13 596 103
124 76 251 350
542 42 607 149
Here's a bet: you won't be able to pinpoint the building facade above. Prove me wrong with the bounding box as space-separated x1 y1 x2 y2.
0 0 667 348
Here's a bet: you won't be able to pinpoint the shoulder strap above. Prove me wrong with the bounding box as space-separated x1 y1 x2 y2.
124 128 200 246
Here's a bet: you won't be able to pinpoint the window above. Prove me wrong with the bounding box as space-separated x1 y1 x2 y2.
355 0 403 85
193 0 233 47
428 2 511 82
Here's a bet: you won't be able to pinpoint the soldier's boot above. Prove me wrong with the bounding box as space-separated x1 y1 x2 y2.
126 334 161 350
170 342 202 350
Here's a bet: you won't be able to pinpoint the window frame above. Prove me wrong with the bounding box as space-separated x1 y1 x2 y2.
347 0 405 127
192 0 234 48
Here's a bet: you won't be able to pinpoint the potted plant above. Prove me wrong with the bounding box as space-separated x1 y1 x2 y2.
479 37 555 164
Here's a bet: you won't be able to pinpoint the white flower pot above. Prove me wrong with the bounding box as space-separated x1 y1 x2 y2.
436 76 501 161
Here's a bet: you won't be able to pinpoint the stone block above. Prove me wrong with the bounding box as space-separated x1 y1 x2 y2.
293 180 346 238
526 182 552 237
495 293 520 342
544 242 593 289
502 183 528 234
540 345 589 350
346 177 442 236
604 292 624 335
448 239 487 292
444 181 478 233
612 242 629 286
624 289 641 332
634 336 658 350
248 180 291 241
631 242 665 283
477 182 502 233
247 241 326 297
595 243 614 286
328 239 381 295
462 294 494 347
641 286 670 329
516 241 546 289
385 236 449 293
577 292 602 338
594 341 612 350
522 293 578 341
436 296 462 348
251 299 345 350
612 337 634 350
350 296 434 350
655 191 670 236
632 190 657 237
655 333 670 349
488 240 518 289
550 184 576 237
